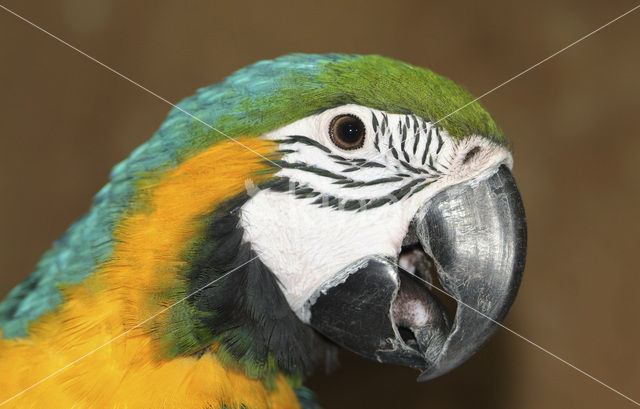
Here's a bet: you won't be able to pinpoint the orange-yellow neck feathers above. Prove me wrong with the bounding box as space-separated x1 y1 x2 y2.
0 137 300 409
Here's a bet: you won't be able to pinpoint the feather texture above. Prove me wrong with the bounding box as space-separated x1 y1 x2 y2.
0 138 298 408
0 54 503 408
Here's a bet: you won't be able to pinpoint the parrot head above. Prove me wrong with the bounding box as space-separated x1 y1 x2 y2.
177 54 527 381
249 109 526 381
0 54 527 394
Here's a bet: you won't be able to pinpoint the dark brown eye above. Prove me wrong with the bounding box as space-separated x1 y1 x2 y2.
329 114 366 150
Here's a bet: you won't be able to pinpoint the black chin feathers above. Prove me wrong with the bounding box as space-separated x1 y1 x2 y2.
185 192 337 379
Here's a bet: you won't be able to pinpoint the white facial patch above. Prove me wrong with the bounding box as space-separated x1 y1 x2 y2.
240 190 405 321
239 104 512 322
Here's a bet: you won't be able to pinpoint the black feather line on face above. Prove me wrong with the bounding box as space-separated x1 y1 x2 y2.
371 110 379 133
412 115 421 155
273 160 348 180
270 111 448 212
186 193 337 379
422 128 433 165
275 135 331 153
401 121 410 162
265 175 434 211
381 112 389 135
436 126 444 154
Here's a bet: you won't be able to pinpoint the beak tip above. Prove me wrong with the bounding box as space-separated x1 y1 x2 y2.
416 370 434 382
415 363 447 382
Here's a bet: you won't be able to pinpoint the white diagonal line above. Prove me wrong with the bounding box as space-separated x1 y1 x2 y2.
434 3 640 125
399 261 640 407
1 2 639 407
0 254 261 407
345 3 640 171
0 4 281 169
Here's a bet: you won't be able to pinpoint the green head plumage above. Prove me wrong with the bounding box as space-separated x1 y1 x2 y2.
186 53 503 150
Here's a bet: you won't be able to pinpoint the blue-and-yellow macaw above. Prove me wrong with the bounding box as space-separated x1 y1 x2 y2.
0 54 526 408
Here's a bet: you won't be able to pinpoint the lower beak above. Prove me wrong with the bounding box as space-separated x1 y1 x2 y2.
308 165 527 380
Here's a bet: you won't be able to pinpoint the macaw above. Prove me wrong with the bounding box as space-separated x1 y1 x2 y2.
0 54 526 408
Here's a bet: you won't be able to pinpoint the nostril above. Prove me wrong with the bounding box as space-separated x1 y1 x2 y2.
462 146 481 164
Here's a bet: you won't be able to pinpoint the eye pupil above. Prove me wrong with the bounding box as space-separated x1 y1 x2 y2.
330 114 365 150
338 121 360 142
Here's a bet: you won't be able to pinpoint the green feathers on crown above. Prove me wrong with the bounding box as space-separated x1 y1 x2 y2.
183 53 504 152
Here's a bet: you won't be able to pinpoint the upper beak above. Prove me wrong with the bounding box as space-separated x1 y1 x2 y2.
308 165 527 380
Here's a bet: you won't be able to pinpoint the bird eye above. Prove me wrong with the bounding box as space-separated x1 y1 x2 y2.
329 114 366 150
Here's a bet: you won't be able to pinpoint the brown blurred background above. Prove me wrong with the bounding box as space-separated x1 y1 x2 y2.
1 0 639 408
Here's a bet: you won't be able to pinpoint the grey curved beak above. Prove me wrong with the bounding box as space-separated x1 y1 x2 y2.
416 164 527 380
307 165 527 380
